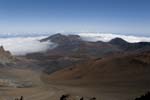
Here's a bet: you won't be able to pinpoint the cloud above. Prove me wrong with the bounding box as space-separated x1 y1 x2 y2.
1 33 150 55
0 36 56 55
78 33 150 43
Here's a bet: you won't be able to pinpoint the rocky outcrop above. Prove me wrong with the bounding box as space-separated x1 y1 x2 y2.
0 46 14 65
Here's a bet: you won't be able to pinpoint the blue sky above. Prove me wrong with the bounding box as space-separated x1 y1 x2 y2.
0 0 149 35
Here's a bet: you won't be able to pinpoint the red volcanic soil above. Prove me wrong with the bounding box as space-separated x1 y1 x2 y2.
41 51 150 100
47 51 150 82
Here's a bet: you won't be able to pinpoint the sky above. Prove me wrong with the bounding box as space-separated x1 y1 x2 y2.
0 0 149 35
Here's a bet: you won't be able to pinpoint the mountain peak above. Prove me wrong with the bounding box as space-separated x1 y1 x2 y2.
109 37 128 45
40 33 81 44
0 46 14 64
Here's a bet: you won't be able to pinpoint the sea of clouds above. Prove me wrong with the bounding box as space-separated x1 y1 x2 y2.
78 33 150 43
0 36 55 55
0 32 150 55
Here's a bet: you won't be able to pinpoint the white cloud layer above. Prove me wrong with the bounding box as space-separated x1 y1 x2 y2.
0 33 150 55
78 33 150 43
0 36 55 55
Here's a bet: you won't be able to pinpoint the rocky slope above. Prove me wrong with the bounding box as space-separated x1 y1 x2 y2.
40 33 150 58
109 38 150 52
47 51 150 82
27 33 150 74
0 46 14 65
42 50 150 100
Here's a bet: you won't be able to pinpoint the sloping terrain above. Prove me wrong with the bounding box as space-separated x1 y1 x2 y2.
109 38 150 52
43 51 150 100
40 33 122 57
1 33 150 100
47 51 150 82
0 46 15 65
40 33 150 57
0 68 68 100
25 33 150 74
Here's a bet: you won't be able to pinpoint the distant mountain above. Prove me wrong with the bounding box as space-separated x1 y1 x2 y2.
39 33 150 58
40 33 121 57
109 37 129 46
25 33 150 74
109 37 150 52
40 33 82 44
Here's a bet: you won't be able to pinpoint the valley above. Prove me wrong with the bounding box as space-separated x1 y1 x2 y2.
0 33 150 100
